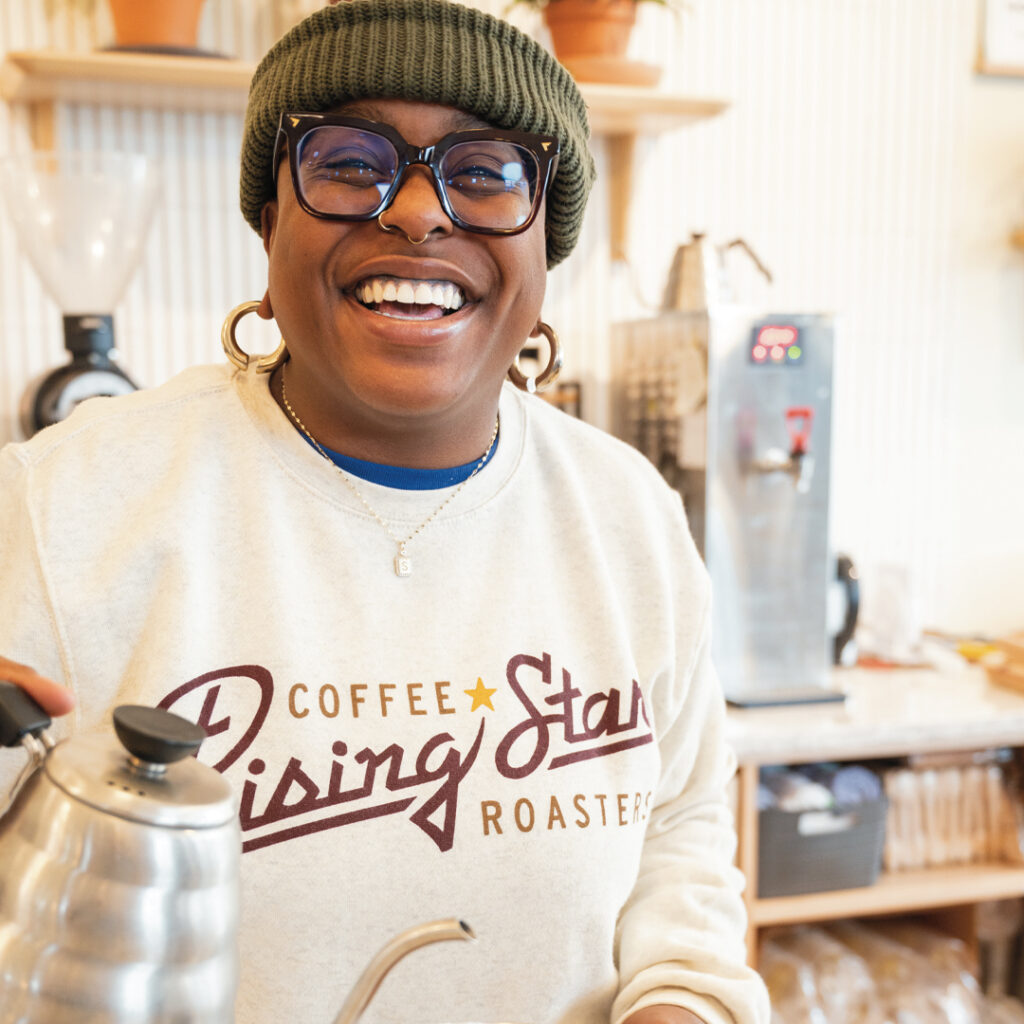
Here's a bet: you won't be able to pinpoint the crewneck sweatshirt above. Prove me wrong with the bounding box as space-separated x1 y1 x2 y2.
0 363 769 1024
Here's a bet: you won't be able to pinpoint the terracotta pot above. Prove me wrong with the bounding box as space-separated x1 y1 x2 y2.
542 0 638 61
107 0 207 50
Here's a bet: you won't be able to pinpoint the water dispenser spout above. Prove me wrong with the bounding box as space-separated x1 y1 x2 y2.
748 407 816 492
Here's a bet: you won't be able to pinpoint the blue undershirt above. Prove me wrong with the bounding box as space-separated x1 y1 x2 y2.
300 432 499 491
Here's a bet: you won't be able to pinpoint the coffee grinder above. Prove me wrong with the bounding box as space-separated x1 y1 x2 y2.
0 152 161 436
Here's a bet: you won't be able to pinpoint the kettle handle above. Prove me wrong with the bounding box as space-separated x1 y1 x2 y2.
724 238 773 284
833 555 860 665
0 681 52 748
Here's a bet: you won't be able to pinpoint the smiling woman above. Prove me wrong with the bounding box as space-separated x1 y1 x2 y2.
0 1 768 1023
259 98 551 467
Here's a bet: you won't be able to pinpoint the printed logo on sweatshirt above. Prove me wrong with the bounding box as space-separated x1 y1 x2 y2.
158 651 654 855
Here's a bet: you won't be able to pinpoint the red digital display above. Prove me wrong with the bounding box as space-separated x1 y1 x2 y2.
750 324 804 365
757 325 799 349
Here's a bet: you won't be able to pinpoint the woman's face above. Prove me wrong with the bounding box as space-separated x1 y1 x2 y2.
260 98 548 462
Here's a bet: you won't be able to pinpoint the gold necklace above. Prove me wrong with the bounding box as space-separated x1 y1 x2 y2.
279 363 499 577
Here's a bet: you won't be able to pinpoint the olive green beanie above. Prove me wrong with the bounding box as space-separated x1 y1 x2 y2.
239 0 595 268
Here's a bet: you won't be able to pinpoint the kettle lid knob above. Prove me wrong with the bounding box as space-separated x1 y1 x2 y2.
112 705 205 765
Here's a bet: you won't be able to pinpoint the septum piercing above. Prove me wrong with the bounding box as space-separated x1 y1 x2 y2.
377 213 430 245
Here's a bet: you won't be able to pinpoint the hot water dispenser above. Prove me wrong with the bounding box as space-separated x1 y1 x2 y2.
612 308 855 706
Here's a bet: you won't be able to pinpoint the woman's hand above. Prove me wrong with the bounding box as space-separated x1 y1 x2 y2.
0 657 75 716
622 1007 707 1024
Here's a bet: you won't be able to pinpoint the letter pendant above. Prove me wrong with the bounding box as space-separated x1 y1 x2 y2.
394 542 412 577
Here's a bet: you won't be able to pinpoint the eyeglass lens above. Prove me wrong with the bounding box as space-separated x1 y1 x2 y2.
295 125 540 230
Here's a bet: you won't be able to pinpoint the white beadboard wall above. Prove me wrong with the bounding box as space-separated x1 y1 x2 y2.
0 0 1022 636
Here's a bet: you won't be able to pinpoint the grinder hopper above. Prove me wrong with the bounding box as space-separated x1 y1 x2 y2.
0 151 160 436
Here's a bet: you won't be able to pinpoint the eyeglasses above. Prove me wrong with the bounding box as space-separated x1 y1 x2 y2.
273 113 560 236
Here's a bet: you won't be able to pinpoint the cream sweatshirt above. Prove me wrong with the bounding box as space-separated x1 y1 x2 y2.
0 364 769 1024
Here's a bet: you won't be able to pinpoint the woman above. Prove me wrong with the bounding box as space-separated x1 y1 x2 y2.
0 1 768 1022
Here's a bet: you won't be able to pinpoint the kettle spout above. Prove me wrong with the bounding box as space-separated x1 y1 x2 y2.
331 918 475 1024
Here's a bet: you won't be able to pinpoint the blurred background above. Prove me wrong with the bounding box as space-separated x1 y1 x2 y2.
0 0 1021 640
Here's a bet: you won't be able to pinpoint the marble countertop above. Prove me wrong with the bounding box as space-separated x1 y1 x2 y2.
725 665 1024 765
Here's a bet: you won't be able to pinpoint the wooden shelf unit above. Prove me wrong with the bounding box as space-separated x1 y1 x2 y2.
730 668 1024 966
749 862 1024 929
737 755 1024 963
0 49 728 260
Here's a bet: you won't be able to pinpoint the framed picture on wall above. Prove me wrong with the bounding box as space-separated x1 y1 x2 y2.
978 0 1024 75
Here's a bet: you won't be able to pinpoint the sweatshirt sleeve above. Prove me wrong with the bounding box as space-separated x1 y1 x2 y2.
611 575 770 1024
0 444 72 696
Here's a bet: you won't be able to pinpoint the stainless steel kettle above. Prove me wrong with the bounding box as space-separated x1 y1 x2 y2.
663 232 773 312
0 682 241 1023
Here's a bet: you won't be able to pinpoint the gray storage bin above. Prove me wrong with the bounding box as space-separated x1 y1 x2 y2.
758 796 888 898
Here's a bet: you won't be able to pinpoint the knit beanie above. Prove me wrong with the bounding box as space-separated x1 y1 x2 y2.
239 0 595 268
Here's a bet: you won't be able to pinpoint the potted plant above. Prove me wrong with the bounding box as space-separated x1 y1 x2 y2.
512 0 673 84
106 0 207 51
46 0 209 53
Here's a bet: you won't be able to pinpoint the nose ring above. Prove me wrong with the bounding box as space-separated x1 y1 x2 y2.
377 213 430 246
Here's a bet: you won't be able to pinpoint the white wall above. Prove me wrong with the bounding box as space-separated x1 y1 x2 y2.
0 0 1021 636
625 0 1024 641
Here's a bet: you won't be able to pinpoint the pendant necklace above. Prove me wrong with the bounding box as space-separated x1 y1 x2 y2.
279 363 499 577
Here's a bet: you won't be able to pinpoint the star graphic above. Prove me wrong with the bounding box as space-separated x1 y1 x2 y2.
464 677 497 712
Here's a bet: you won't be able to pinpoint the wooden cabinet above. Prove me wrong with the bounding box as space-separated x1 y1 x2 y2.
728 667 1024 964
0 49 729 260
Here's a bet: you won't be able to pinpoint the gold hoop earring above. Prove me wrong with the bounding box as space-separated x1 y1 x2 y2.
221 300 288 373
508 322 563 394
376 212 430 245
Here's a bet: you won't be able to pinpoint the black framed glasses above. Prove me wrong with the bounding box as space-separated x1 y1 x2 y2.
273 112 560 236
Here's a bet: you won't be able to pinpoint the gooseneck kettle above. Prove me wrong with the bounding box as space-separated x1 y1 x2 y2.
0 682 241 1023
0 682 483 1024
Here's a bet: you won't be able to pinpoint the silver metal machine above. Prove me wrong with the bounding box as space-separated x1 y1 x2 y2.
612 308 851 706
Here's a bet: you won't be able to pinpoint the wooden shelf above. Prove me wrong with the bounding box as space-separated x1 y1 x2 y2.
751 863 1024 928
0 49 728 128
0 50 257 145
576 81 728 134
0 49 728 259
731 674 1024 966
